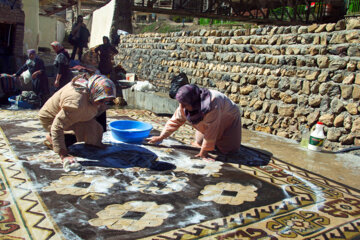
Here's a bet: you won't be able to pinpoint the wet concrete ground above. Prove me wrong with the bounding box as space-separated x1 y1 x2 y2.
241 127 360 190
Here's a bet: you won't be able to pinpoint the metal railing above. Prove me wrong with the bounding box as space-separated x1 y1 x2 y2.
131 0 347 24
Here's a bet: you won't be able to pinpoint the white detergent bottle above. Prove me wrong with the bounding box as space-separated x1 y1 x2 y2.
308 121 325 151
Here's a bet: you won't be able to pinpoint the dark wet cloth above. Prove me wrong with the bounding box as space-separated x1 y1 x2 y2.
15 56 49 102
94 42 118 75
54 51 73 90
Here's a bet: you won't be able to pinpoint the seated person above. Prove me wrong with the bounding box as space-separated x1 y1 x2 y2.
0 73 21 104
14 49 49 106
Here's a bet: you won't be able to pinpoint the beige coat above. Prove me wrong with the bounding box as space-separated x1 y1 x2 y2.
38 82 105 154
161 90 242 153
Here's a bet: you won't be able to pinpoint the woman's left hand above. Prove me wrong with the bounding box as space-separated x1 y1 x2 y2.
195 151 215 162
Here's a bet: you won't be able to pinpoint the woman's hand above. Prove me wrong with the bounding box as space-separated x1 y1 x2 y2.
195 150 215 162
59 148 69 160
31 70 41 79
62 155 77 163
54 79 60 88
146 136 164 144
54 74 61 88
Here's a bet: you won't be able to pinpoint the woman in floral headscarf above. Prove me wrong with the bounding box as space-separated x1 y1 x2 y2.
147 84 242 161
50 41 73 91
38 74 116 171
14 49 49 106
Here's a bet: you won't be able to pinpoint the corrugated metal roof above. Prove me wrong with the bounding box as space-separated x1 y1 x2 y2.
39 0 110 16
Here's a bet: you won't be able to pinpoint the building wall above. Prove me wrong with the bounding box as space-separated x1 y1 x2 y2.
38 16 66 48
0 3 25 71
22 0 39 52
89 0 115 48
57 21 66 43
39 16 57 49
115 19 360 151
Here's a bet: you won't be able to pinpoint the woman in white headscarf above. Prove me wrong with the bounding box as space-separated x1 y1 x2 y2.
14 49 49 106
50 41 73 91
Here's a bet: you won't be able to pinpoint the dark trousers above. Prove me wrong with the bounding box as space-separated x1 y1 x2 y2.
32 76 50 107
70 45 83 61
64 111 107 147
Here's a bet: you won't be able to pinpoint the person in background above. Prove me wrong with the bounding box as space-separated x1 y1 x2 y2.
70 15 90 61
94 36 119 77
0 73 21 104
51 41 73 91
147 84 242 161
14 49 49 106
38 74 116 172
110 26 120 46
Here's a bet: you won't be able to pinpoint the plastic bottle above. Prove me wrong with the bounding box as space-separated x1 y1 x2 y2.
300 125 309 148
308 122 325 151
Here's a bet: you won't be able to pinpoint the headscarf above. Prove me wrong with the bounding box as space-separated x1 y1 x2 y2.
72 74 116 103
25 49 36 67
50 41 64 53
103 36 110 46
27 49 36 57
175 84 212 124
50 41 70 59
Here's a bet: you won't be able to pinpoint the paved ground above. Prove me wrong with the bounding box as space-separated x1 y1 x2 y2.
0 106 359 239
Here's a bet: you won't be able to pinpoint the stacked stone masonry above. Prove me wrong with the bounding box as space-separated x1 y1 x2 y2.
114 19 360 151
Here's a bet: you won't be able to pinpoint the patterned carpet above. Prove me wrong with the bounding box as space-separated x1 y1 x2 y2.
0 108 359 240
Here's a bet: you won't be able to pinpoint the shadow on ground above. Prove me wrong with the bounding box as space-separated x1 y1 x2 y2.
69 142 176 171
143 142 272 167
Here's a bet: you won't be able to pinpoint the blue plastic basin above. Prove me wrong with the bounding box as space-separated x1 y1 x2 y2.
109 120 153 143
8 96 35 109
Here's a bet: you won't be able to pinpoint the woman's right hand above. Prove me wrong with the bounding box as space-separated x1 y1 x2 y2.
54 79 59 88
31 70 40 79
62 155 77 163
146 136 164 144
59 148 69 160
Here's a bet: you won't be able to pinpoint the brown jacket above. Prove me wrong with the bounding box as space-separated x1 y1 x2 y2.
38 82 105 153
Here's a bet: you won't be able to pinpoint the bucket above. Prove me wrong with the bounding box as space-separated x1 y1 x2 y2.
109 120 153 143
8 96 36 109
126 73 135 82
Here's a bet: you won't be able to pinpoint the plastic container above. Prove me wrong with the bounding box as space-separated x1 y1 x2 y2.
308 122 325 151
300 125 309 148
109 120 153 143
126 73 135 82
8 96 36 109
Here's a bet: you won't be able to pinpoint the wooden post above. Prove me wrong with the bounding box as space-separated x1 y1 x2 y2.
78 0 82 16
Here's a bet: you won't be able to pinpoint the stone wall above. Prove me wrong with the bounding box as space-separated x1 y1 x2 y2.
114 19 360 151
